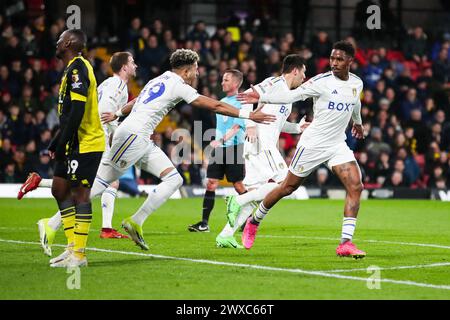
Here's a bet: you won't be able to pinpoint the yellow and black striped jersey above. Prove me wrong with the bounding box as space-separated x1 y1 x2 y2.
58 56 105 154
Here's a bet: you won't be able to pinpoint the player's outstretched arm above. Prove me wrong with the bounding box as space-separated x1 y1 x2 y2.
190 95 276 124
239 81 320 105
101 98 137 123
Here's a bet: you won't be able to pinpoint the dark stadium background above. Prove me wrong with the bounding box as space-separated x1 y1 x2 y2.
0 0 449 200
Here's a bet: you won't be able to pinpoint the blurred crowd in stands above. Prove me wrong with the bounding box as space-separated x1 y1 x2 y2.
0 9 449 190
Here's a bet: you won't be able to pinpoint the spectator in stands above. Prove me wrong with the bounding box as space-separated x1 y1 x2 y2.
367 127 392 160
396 147 420 185
34 149 53 179
1 162 18 183
138 35 166 82
311 31 332 59
187 20 210 47
404 27 429 63
374 151 391 186
433 47 450 83
405 108 429 153
315 167 330 188
124 17 142 53
400 89 423 120
364 53 384 89
428 166 446 188
21 25 38 57
18 84 39 112
205 38 223 69
384 170 407 188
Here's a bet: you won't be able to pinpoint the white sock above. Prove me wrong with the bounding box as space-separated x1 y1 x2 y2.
219 203 255 237
131 169 183 226
91 176 110 198
341 217 357 243
47 211 62 231
39 179 53 188
254 202 270 223
235 182 278 206
101 187 117 229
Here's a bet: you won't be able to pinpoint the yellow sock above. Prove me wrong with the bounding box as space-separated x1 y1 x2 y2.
59 204 76 246
73 203 92 259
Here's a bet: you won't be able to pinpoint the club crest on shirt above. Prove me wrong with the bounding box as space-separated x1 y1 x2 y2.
352 88 357 97
119 160 127 168
72 69 79 83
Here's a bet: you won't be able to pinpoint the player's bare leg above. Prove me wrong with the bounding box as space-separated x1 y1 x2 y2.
242 172 306 249
332 161 366 259
233 181 246 194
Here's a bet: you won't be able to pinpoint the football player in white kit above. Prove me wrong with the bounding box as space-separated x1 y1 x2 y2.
216 54 310 248
18 52 137 256
238 41 367 259
89 49 276 250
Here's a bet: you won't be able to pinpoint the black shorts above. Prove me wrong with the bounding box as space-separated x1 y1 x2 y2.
206 144 245 183
54 152 103 188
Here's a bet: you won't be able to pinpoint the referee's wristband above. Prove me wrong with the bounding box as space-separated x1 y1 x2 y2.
239 109 251 119
115 109 124 117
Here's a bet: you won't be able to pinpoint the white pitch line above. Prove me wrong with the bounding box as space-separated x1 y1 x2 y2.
326 262 450 273
1 238 450 291
2 226 450 250
260 235 450 250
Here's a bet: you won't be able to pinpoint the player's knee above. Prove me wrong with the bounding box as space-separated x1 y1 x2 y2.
349 182 363 196
162 169 183 189
110 180 119 190
51 186 68 202
206 179 218 191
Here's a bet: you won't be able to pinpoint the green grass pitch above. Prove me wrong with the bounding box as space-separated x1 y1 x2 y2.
0 198 449 299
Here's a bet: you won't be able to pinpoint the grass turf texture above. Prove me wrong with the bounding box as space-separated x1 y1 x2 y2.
0 198 449 299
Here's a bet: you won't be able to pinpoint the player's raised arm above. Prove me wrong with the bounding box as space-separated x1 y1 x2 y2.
190 95 276 124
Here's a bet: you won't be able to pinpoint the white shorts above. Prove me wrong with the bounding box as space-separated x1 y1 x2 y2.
243 148 288 188
97 133 174 183
289 142 356 178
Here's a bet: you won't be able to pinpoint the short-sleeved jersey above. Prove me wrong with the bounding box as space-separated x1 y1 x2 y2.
215 95 245 147
58 56 105 153
258 71 363 149
97 75 129 142
248 76 292 153
117 71 199 139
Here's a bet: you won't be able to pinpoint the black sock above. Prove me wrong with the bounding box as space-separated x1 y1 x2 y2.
201 190 215 224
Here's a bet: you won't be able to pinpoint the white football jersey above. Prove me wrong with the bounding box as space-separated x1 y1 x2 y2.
258 71 363 149
97 75 129 141
245 76 292 154
117 71 199 139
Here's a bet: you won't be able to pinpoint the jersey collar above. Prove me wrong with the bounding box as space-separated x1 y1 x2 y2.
67 55 82 67
170 71 185 84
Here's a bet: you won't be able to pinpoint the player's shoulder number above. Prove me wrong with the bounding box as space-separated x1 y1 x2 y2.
138 80 166 105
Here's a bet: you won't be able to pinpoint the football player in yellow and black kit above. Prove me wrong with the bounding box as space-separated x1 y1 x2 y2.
47 29 105 267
